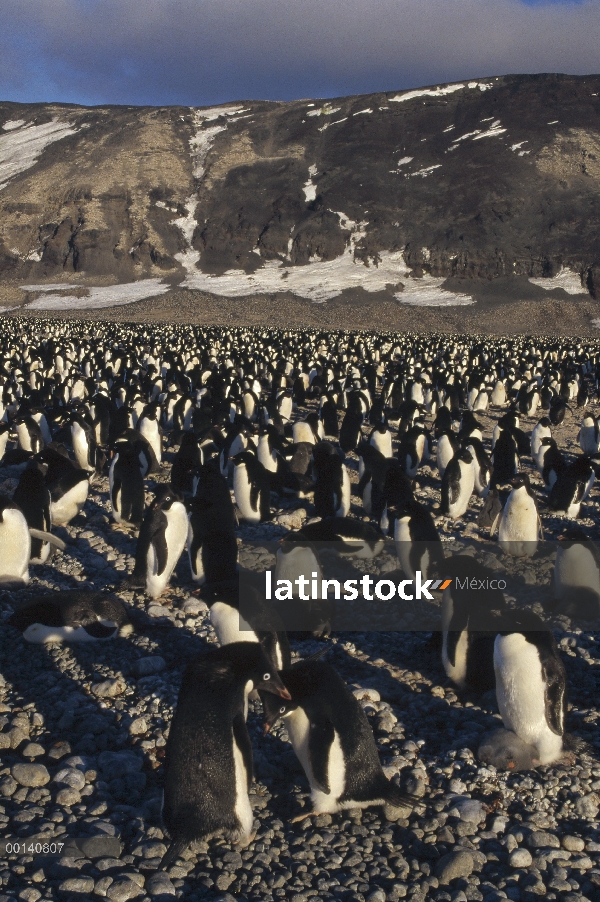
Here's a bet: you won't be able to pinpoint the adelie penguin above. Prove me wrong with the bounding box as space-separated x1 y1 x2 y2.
393 496 443 581
299 516 385 559
262 659 420 820
38 447 90 527
12 462 53 564
549 455 596 519
160 642 290 869
312 442 350 519
232 450 271 523
554 526 600 620
494 610 567 765
478 727 539 772
493 475 542 558
274 531 334 636
109 440 145 527
0 497 31 585
8 590 132 643
440 449 474 520
126 486 188 598
188 462 238 586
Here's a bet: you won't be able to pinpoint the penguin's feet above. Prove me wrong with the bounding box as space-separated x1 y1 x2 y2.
290 810 316 824
234 829 256 849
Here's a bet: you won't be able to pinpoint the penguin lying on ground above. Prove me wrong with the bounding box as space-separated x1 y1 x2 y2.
160 642 290 869
8 590 132 643
262 659 421 820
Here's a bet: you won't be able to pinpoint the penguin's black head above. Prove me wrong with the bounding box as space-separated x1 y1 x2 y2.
262 691 297 732
151 485 182 511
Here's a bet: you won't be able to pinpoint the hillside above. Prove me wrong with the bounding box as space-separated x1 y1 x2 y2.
1 73 600 331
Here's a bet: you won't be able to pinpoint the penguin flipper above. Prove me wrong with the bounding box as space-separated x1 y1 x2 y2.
308 718 335 794
490 512 501 537
151 529 169 576
232 712 253 791
542 657 567 737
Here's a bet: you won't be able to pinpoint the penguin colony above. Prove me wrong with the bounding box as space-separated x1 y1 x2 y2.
0 317 598 884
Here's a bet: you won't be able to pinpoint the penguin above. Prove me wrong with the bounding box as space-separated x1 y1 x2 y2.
477 489 502 532
368 419 393 459
549 456 596 518
320 394 339 438
292 415 322 446
549 396 568 425
109 441 145 527
232 451 271 523
440 557 504 693
46 464 90 527
494 475 542 557
0 497 31 585
8 590 133 643
398 423 430 478
113 429 160 476
126 486 188 598
491 429 519 487
490 380 507 407
0 421 11 462
478 728 539 772
138 402 163 465
14 416 44 454
203 580 291 675
494 611 567 765
436 430 459 479
356 443 389 521
312 442 350 519
262 659 419 819
393 496 443 581
274 532 333 635
554 527 600 620
464 436 491 498
299 517 385 559
339 407 363 454
530 417 552 459
160 642 291 869
188 463 238 586
70 412 100 473
538 437 565 488
578 412 600 455
12 463 53 564
440 449 474 520
171 432 203 495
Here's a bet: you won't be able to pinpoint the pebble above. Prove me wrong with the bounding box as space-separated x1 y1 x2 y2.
133 656 166 676
58 877 95 894
21 742 45 758
11 764 50 787
146 873 176 896
435 850 475 883
92 678 127 698
575 793 599 819
508 849 533 868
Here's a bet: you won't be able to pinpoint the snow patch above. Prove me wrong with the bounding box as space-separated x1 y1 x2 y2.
22 279 170 310
20 283 72 292
390 84 464 103
395 278 474 306
2 120 26 131
318 118 347 132
0 118 79 192
303 164 318 203
443 125 455 133
529 268 584 295
353 108 373 116
548 120 559 125
306 105 341 118
510 141 527 151
397 156 413 166
472 122 506 140
406 165 441 178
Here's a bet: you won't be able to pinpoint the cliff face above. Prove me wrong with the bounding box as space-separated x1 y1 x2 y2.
1 73 600 314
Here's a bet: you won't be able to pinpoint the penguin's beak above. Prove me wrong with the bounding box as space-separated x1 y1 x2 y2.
261 673 291 699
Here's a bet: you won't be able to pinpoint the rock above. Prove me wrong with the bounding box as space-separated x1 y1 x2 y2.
352 687 381 703
527 831 561 849
182 598 208 615
366 891 386 902
21 742 45 758
129 717 148 735
48 741 71 760
92 678 126 698
562 836 585 852
106 877 144 901
55 787 81 806
53 767 86 790
508 849 533 868
146 873 176 896
133 656 166 676
447 796 487 823
0 775 17 796
58 877 95 894
98 751 143 779
11 763 50 787
575 793 599 819
435 851 474 884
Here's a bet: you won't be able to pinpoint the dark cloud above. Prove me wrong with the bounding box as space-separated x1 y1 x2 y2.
2 0 600 107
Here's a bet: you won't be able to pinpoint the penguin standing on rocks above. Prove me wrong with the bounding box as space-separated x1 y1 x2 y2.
494 611 567 765
440 449 474 519
126 486 188 598
0 497 31 585
312 442 350 519
494 475 542 557
549 456 596 519
464 437 491 498
232 451 271 523
578 412 600 455
393 497 443 580
339 407 363 454
274 532 333 635
369 419 393 459
530 417 552 459
299 517 385 559
436 430 459 479
70 412 101 474
109 441 145 527
538 438 565 488
161 643 291 869
39 450 90 527
262 659 419 820
8 590 132 643
14 416 44 454
138 402 163 466
188 463 238 586
13 463 53 564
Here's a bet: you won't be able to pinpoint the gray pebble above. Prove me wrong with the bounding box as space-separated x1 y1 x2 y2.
11 763 50 787
435 850 474 883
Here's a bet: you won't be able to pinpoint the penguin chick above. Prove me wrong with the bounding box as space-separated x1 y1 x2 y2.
161 642 290 869
262 660 421 820
478 728 539 772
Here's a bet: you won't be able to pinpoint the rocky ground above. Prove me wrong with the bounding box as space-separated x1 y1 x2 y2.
0 402 599 902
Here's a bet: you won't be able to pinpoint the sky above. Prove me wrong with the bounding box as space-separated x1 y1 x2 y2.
2 0 600 108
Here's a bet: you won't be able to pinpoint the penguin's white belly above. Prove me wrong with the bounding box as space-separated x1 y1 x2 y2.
494 634 563 765
22 621 118 643
579 427 599 455
258 441 278 473
442 628 469 688
51 480 89 526
140 421 161 463
499 499 538 544
555 546 600 599
72 424 90 470
335 466 351 517
371 432 392 458
437 439 454 477
232 733 254 839
286 708 346 813
210 602 258 647
292 423 315 445
187 523 205 584
233 466 260 522
275 548 321 594
146 505 188 597
16 424 33 452
0 512 30 582
448 462 474 518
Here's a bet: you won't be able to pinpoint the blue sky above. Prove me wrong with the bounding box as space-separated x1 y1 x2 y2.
2 0 600 107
